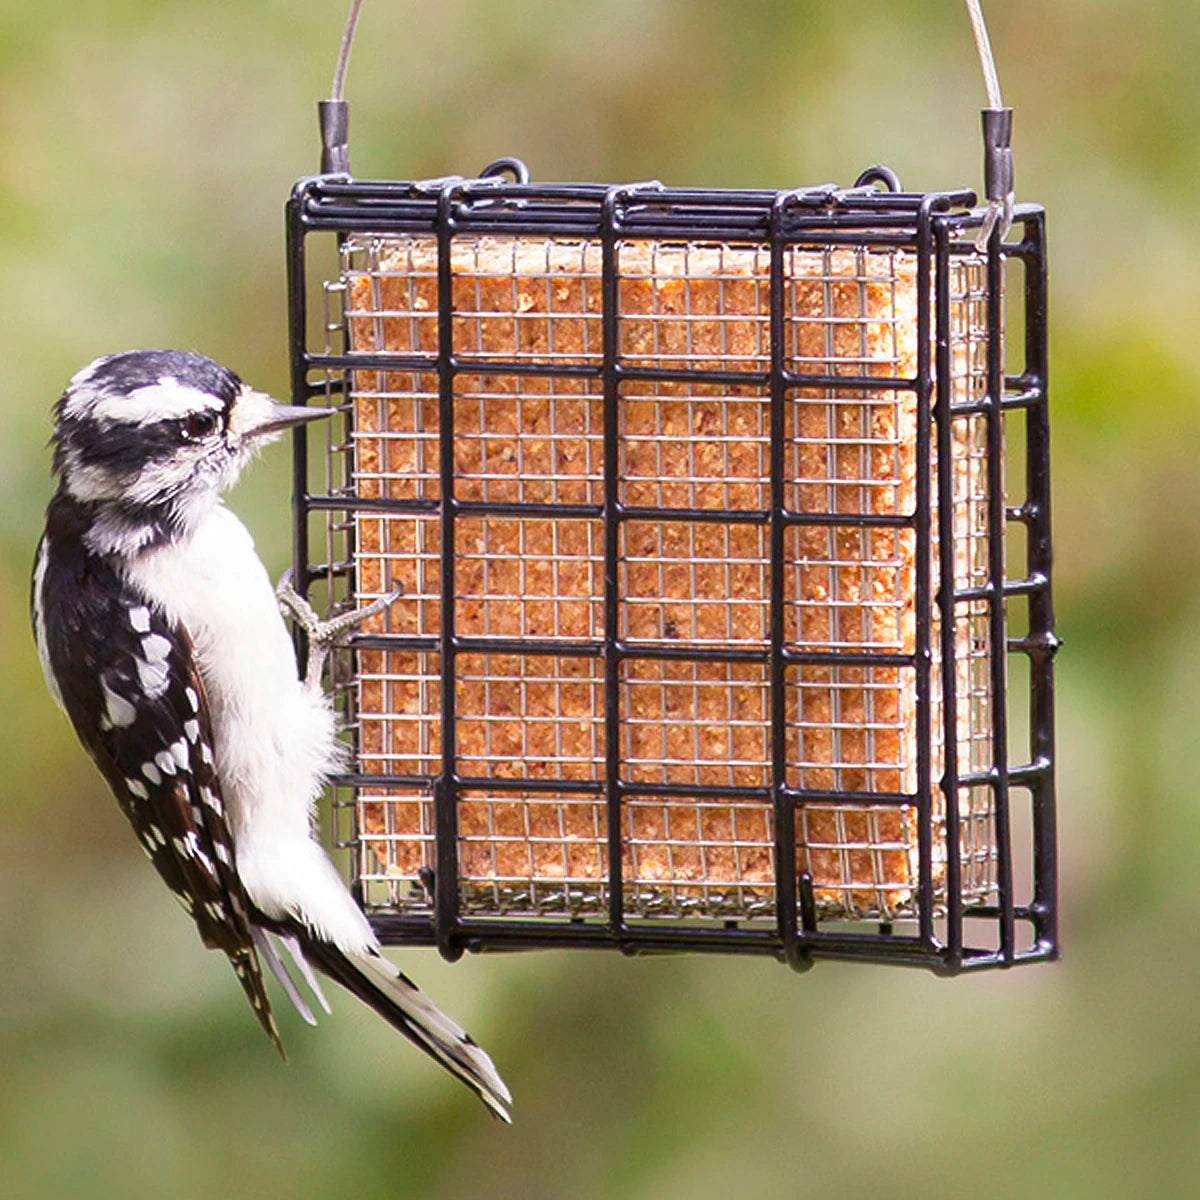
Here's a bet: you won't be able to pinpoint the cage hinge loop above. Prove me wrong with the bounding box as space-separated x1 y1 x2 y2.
480 157 531 184
853 164 903 193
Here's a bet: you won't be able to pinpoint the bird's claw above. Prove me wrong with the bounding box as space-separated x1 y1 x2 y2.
275 568 321 632
276 569 403 690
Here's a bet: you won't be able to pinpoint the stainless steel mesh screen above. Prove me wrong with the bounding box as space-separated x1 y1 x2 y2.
314 233 997 923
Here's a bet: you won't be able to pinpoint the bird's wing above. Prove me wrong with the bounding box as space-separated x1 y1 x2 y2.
38 540 284 1055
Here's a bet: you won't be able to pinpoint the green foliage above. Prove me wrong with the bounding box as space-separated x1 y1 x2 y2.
3 1 1197 1195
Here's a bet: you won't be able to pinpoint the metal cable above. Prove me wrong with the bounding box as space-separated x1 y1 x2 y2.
965 0 1003 109
965 0 1012 247
319 0 364 172
332 0 365 102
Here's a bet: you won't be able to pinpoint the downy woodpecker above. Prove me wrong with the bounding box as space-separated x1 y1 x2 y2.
31 349 510 1120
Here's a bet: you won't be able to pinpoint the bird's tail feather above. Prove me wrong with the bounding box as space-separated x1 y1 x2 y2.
297 935 512 1122
227 944 287 1060
279 932 332 1016
250 926 318 1027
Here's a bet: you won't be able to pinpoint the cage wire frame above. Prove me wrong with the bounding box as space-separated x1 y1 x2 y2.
285 163 1057 974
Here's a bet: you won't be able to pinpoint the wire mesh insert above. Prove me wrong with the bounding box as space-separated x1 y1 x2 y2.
289 166 1057 973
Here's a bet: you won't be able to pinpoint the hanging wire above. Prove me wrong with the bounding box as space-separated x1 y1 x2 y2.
332 0 365 103
965 0 1013 249
966 0 1003 109
319 0 365 173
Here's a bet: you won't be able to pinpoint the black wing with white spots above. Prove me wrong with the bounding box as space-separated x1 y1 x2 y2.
34 493 283 1055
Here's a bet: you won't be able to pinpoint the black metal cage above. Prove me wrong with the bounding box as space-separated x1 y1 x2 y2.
286 162 1057 974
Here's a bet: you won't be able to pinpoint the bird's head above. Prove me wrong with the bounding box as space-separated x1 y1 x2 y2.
51 349 329 553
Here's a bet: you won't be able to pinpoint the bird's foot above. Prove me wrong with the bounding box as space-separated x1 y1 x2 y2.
276 569 402 690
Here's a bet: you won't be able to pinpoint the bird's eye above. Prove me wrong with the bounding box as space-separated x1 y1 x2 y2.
181 412 218 440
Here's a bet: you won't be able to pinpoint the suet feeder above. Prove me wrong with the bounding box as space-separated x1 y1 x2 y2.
286 5 1057 974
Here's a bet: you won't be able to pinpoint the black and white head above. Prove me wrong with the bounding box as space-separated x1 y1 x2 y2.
52 350 327 555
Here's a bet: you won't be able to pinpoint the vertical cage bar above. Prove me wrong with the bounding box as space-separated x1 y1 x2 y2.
601 189 626 938
1019 210 1058 956
913 199 937 952
933 215 964 967
286 189 315 595
985 226 1014 963
769 196 802 966
435 184 464 961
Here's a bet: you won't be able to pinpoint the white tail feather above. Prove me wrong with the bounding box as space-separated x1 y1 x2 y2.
250 926 316 1026
279 933 332 1015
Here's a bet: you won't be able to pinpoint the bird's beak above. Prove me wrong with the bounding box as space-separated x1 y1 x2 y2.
248 404 335 440
234 389 336 443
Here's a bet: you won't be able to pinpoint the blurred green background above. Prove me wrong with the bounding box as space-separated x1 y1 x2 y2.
1 1 1196 1196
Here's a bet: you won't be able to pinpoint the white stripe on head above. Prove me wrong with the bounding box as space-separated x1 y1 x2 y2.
81 376 225 426
61 455 121 502
62 371 223 425
66 354 115 393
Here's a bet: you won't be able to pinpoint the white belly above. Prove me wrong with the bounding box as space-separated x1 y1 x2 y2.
123 504 373 951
